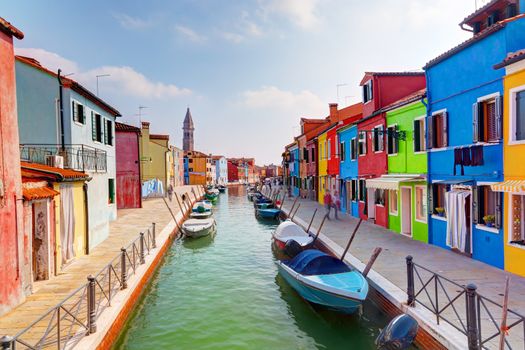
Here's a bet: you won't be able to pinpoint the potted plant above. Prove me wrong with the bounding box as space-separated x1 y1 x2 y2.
483 215 495 227
435 207 445 217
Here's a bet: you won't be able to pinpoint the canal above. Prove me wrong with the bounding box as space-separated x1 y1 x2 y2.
114 187 397 349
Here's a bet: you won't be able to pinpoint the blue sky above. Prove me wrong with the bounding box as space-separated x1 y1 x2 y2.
4 0 478 164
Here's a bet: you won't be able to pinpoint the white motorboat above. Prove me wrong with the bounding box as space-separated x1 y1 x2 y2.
272 220 313 251
182 218 217 238
190 210 213 219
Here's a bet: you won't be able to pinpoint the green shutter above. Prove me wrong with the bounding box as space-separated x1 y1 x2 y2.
108 178 115 204
104 119 109 144
91 112 96 141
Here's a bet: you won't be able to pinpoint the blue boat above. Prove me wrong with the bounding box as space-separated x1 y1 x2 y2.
277 250 368 314
255 203 281 219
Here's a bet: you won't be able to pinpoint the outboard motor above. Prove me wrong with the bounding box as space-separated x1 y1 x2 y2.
375 314 418 350
284 239 303 258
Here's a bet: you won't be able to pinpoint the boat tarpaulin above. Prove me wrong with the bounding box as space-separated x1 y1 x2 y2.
287 250 351 276
491 180 525 193
366 176 422 190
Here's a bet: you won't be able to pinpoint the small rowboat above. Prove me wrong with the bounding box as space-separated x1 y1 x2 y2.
277 249 368 314
192 201 212 212
182 218 217 238
255 203 281 219
272 221 313 251
190 210 213 219
218 185 226 193
205 192 218 201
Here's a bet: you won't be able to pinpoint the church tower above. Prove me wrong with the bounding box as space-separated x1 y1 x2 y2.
182 107 194 152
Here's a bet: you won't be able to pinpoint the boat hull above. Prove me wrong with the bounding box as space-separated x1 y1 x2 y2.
256 209 281 219
182 219 217 238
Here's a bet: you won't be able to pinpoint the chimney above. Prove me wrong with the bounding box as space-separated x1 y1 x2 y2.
141 121 150 129
329 103 338 123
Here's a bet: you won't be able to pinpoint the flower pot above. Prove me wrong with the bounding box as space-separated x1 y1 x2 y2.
437 212 444 217
485 222 494 228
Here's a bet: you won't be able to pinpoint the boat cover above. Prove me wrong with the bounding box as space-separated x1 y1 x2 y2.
286 249 351 276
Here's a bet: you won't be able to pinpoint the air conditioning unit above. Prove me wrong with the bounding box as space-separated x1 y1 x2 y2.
46 155 64 169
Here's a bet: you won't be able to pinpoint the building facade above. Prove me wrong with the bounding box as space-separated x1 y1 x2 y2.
338 124 359 217
213 156 228 185
115 122 142 209
139 121 170 195
172 146 184 187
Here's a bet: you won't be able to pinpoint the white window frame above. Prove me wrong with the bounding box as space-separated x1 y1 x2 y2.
389 189 398 215
363 80 373 105
430 109 448 150
415 185 427 223
358 132 367 157
351 137 357 161
413 115 427 154
509 84 525 145
386 124 398 156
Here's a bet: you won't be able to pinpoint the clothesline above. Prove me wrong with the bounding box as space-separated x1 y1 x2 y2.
453 145 484 176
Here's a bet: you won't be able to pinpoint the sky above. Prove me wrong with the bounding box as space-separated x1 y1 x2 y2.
3 0 483 165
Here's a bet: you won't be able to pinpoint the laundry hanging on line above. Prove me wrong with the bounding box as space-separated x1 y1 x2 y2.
453 145 484 175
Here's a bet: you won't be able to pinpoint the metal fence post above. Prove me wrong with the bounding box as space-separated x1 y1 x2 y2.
406 255 415 306
120 248 127 289
152 223 156 248
466 283 480 350
87 275 97 334
0 336 13 350
139 232 145 264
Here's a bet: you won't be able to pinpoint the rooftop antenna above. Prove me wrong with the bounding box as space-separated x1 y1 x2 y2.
96 74 111 96
138 105 149 124
336 83 348 105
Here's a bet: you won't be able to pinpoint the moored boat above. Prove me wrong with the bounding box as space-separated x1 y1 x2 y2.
218 185 226 193
276 249 368 314
272 221 313 251
192 201 212 212
255 202 281 219
182 218 217 238
190 210 213 219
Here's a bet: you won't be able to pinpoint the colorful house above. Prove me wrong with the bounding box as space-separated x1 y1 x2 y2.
317 130 328 203
305 138 318 201
227 160 239 183
384 89 429 242
16 55 121 251
0 17 27 316
115 122 142 209
338 124 359 217
424 5 525 269
213 156 228 185
358 72 426 228
289 144 300 196
172 146 184 187
139 121 171 193
492 49 525 276
187 150 212 185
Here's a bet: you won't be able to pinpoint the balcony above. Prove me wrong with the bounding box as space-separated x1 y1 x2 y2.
20 144 107 173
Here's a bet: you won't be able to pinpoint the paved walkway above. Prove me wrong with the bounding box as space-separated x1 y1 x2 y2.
281 195 525 348
0 185 201 337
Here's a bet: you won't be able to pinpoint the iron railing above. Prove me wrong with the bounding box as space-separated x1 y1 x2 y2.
406 256 525 349
1 224 157 350
20 144 107 173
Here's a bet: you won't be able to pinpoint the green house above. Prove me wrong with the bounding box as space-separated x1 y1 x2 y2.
384 89 428 243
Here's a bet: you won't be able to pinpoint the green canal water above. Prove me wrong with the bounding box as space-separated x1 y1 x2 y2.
114 187 397 350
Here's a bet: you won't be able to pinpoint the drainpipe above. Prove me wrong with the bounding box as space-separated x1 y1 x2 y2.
57 69 65 150
424 69 433 244
83 183 90 255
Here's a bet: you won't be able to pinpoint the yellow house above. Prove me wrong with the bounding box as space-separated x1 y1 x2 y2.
186 150 211 185
317 131 328 204
492 50 525 276
139 121 170 191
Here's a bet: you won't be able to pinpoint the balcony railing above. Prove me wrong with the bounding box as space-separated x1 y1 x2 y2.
20 144 107 173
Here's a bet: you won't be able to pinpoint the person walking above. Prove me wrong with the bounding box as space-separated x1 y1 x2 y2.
324 190 332 219
331 191 340 220
167 183 174 202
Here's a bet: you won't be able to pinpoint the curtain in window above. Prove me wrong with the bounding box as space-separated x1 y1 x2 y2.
60 184 76 264
445 190 471 253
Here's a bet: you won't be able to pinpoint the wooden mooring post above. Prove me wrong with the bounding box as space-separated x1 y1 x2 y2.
306 209 317 234
362 247 382 277
312 213 328 244
340 219 363 261
291 204 301 220
163 197 183 232
288 196 299 217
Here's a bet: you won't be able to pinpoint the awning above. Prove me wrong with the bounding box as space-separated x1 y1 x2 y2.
22 187 60 201
366 176 423 190
434 179 473 185
491 180 525 193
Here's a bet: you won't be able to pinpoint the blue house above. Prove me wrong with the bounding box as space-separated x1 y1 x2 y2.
289 144 300 197
338 124 359 217
424 2 525 269
183 156 189 185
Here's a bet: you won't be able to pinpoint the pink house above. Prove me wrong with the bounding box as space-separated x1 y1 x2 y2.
115 122 142 209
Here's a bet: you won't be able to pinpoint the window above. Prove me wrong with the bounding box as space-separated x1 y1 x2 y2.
72 101 85 124
473 185 501 228
189 167 193 172
513 89 525 142
303 148 309 163
358 179 366 201
358 132 367 155
340 142 346 162
108 178 115 204
428 112 448 149
386 125 399 155
415 186 427 222
413 118 426 152
372 126 384 152
104 119 113 145
363 80 373 103
375 189 385 206
91 112 103 143
311 148 315 162
473 96 502 143
327 140 331 160
351 180 358 201
389 190 398 214
350 138 357 160
189 159 193 163
510 195 525 243
431 184 447 216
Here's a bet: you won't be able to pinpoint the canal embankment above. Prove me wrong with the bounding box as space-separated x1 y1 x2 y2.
281 195 525 350
0 185 203 350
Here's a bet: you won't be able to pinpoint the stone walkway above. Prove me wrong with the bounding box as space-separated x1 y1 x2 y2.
281 195 525 348
0 185 201 337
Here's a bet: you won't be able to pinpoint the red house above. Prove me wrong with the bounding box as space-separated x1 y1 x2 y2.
0 17 28 316
115 122 142 209
227 160 239 183
357 72 426 227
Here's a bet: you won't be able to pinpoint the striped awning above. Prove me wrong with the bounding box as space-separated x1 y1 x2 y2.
491 180 525 193
366 176 423 190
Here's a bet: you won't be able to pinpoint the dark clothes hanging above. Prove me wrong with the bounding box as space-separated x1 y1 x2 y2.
470 145 484 166
462 147 471 166
453 145 485 175
453 148 463 176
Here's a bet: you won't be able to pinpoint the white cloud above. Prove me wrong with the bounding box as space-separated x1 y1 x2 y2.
113 13 153 30
221 31 245 44
241 86 325 115
15 47 79 74
219 11 263 44
175 25 207 43
259 0 320 30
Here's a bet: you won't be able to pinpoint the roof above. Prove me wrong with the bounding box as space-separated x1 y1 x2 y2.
494 49 525 69
185 150 209 158
460 0 513 27
21 162 89 181
150 134 169 140
15 55 121 117
383 88 427 112
183 107 194 129
115 121 140 132
300 118 325 124
211 155 224 160
22 187 60 201
0 17 23 39
425 15 525 69
360 71 424 85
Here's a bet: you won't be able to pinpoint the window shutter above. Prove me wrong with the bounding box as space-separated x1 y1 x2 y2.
91 112 97 141
427 115 434 149
81 105 85 124
473 102 480 143
369 81 373 100
371 129 376 151
414 120 420 152
495 95 503 140
394 125 399 153
472 186 479 224
104 119 109 144
428 184 434 214
495 192 502 229
442 112 449 147
72 101 77 121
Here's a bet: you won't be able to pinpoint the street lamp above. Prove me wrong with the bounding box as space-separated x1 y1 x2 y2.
96 74 111 96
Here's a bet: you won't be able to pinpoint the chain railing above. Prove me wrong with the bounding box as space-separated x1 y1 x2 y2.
406 256 525 350
20 144 107 173
1 223 157 350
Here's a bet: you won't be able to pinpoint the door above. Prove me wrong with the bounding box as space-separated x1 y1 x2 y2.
346 181 352 214
367 188 376 219
401 187 412 236
32 200 50 281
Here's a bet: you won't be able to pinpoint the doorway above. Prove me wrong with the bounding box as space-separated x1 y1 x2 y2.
32 200 51 281
401 187 412 237
367 188 376 219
